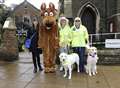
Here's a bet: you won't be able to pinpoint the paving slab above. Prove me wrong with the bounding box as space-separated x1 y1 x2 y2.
0 52 120 88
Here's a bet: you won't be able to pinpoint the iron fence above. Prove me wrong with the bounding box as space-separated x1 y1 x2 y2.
89 32 120 48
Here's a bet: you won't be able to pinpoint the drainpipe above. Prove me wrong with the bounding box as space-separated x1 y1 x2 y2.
105 0 108 32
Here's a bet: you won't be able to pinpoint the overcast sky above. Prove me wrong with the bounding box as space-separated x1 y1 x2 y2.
4 0 59 9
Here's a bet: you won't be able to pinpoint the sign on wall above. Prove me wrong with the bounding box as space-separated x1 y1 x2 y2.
105 39 120 48
0 0 4 3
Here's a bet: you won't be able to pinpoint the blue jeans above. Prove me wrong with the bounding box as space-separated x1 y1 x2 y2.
72 47 85 72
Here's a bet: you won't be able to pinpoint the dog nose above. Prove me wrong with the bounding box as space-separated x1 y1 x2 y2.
63 59 65 62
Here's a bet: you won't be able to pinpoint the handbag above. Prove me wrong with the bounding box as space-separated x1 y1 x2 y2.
37 48 42 54
25 33 36 48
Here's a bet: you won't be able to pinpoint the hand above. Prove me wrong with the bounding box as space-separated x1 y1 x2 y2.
86 43 90 49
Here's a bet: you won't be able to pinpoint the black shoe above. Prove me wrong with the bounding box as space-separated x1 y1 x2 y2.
33 69 37 73
39 67 43 71
80 69 85 73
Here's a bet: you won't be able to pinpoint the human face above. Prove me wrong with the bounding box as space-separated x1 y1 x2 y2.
75 20 81 29
60 19 66 28
33 20 38 29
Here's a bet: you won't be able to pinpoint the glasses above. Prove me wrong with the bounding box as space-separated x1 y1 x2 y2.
61 19 66 22
75 20 80 22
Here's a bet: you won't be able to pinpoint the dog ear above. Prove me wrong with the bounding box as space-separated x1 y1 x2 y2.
49 2 58 17
40 3 46 16
49 2 55 11
59 54 61 59
41 3 46 10
86 44 90 49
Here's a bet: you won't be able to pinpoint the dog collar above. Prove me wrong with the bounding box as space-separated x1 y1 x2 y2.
89 54 96 58
63 60 71 65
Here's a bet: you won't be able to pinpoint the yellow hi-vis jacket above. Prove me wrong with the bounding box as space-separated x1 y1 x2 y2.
59 25 71 47
70 25 89 47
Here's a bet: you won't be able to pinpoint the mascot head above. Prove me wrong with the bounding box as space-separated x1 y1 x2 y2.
40 2 57 30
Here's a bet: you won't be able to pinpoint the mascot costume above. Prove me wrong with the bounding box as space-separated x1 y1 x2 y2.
38 3 59 73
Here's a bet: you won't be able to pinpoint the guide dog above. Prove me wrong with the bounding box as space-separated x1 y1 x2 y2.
59 52 80 79
85 46 99 76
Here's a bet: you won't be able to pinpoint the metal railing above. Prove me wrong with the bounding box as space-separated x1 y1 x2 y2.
89 32 120 46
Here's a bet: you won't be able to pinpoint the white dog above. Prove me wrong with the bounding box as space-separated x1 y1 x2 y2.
59 52 80 79
85 46 99 76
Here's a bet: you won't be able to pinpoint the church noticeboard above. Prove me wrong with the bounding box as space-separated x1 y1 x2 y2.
105 39 120 48
0 0 4 3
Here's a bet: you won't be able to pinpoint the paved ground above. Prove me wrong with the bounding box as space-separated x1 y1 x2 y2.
0 52 120 88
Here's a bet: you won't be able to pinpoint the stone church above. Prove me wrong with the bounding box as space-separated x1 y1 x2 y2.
60 0 120 35
13 0 40 31
13 0 41 51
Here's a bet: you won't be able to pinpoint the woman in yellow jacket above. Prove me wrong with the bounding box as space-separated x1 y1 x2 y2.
71 17 89 72
59 17 71 53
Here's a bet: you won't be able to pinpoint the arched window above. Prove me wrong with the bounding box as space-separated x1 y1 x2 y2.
81 6 96 34
77 2 100 34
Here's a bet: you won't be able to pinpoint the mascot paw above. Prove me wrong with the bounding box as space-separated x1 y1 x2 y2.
44 67 55 73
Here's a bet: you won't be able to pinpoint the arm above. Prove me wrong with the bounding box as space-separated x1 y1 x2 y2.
84 27 89 45
38 26 44 48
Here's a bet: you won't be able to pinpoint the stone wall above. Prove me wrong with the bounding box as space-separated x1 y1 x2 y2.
98 49 120 64
84 49 120 65
0 17 18 61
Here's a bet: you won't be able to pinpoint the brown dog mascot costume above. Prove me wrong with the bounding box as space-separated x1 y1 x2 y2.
38 3 59 73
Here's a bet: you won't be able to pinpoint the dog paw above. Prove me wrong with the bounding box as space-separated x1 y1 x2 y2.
96 71 98 74
60 67 63 71
93 72 96 76
68 76 71 79
63 75 67 78
89 74 92 76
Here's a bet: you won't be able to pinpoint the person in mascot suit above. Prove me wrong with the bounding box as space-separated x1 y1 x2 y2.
38 2 59 73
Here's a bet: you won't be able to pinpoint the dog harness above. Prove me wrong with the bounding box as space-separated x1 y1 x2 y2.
63 60 71 65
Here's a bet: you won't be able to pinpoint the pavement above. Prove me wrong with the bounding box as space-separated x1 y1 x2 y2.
0 52 120 88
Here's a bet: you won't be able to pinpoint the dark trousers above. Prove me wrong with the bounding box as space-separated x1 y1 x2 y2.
72 47 85 72
32 51 41 70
